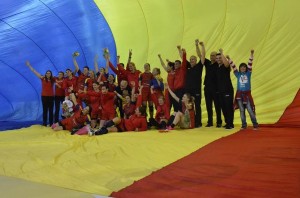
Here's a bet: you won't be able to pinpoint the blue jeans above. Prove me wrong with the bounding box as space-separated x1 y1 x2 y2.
237 99 258 127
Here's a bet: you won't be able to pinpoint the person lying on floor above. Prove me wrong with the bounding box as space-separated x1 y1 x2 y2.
51 90 91 132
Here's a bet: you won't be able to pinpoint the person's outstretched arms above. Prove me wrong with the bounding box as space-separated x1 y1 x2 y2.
72 53 80 73
165 83 179 103
26 61 43 79
94 54 99 74
126 49 132 68
158 54 169 72
219 48 229 67
248 49 254 72
199 41 205 65
177 45 183 59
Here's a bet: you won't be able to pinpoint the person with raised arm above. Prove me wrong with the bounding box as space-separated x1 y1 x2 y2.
227 50 258 130
158 54 175 112
163 83 195 131
72 52 89 92
173 46 188 111
117 49 141 91
202 43 222 127
216 49 234 129
183 39 205 127
26 61 55 126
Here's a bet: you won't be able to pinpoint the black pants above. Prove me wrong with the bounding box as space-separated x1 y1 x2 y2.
54 96 65 123
204 87 222 125
186 89 202 127
171 89 184 112
41 96 54 126
218 91 234 127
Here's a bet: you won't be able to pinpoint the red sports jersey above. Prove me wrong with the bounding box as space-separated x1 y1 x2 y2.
61 105 89 131
140 72 154 87
123 103 136 118
96 73 107 84
107 82 116 92
86 90 101 119
118 64 141 89
76 70 88 91
100 92 116 115
118 115 147 132
167 71 176 91
174 52 187 90
54 77 65 96
63 76 77 95
151 93 170 122
108 62 127 84
41 78 55 96
84 78 96 91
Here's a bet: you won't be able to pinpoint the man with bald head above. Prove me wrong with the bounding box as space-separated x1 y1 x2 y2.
202 44 222 127
179 40 204 128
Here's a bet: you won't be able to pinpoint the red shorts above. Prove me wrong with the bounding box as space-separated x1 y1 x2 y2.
91 109 101 120
100 111 116 120
142 88 152 102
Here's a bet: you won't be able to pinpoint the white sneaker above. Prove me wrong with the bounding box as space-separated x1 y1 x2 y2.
88 127 95 136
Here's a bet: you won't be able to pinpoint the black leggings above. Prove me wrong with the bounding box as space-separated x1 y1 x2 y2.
54 96 65 123
41 96 54 126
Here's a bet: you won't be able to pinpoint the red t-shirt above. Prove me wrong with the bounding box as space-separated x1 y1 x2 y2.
41 78 55 96
108 62 127 84
61 105 89 131
76 70 88 91
123 102 136 118
63 76 77 95
54 77 65 97
100 92 116 114
86 90 101 111
174 52 187 90
140 72 154 88
124 115 147 131
167 71 176 91
85 78 96 91
118 64 141 89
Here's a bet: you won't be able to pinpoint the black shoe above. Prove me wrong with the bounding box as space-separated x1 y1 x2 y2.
205 124 213 127
94 127 108 135
216 124 222 128
225 126 233 130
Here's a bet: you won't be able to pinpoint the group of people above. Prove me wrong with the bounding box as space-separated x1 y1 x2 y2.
26 40 258 136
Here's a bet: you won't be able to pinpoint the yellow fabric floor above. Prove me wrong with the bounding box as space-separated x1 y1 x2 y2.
0 125 237 196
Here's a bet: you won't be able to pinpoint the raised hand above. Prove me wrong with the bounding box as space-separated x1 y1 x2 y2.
25 61 31 67
251 49 255 54
219 48 223 54
129 49 132 57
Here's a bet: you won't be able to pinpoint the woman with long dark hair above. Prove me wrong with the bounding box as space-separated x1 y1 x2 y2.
26 61 55 126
